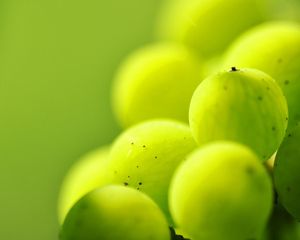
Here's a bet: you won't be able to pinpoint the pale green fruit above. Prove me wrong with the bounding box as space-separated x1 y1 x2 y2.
60 185 170 240
156 0 269 58
189 68 288 161
223 21 300 131
107 120 197 223
274 124 300 220
58 146 112 224
112 43 203 128
169 141 273 240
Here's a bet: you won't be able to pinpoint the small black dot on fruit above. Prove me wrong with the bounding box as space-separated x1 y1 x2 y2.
258 96 263 101
246 166 255 175
287 187 291 192
136 165 139 168
137 187 140 190
124 182 129 186
142 145 146 148
114 170 117 174
277 58 283 63
272 126 276 131
131 142 134 145
266 86 270 90
154 156 158 159
139 182 142 185
230 66 238 72
127 176 130 178
284 80 290 85
223 86 228 90
288 134 292 137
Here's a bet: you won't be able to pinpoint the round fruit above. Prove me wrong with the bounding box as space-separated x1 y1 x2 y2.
169 141 273 240
189 68 288 161
60 185 170 240
156 0 268 58
58 146 112 224
107 120 196 223
112 43 203 128
223 21 300 131
274 124 300 220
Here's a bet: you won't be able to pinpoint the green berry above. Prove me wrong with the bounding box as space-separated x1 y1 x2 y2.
107 120 196 223
156 0 268 58
189 68 288 161
112 43 203 128
169 141 273 240
274 124 300 220
58 146 112 223
223 21 300 132
60 185 170 240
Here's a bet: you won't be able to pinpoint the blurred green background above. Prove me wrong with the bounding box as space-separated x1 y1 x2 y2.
0 0 161 239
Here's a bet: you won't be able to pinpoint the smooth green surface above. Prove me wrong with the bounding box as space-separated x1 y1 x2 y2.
189 68 288 161
170 142 273 240
112 43 203 128
0 0 161 239
270 0 300 22
156 0 269 58
108 120 196 223
274 124 300 220
58 146 112 224
223 21 300 132
60 185 170 240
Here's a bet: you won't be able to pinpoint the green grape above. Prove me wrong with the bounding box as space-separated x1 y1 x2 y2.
58 146 112 224
264 204 300 240
169 141 273 240
156 0 269 58
60 185 170 240
107 120 197 223
223 21 300 132
274 124 300 220
112 43 203 128
189 68 288 161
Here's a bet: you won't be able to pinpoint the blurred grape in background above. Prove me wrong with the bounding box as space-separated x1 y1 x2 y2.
0 1 160 239
1 0 300 239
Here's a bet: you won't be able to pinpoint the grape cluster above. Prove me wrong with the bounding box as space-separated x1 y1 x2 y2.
58 0 300 239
